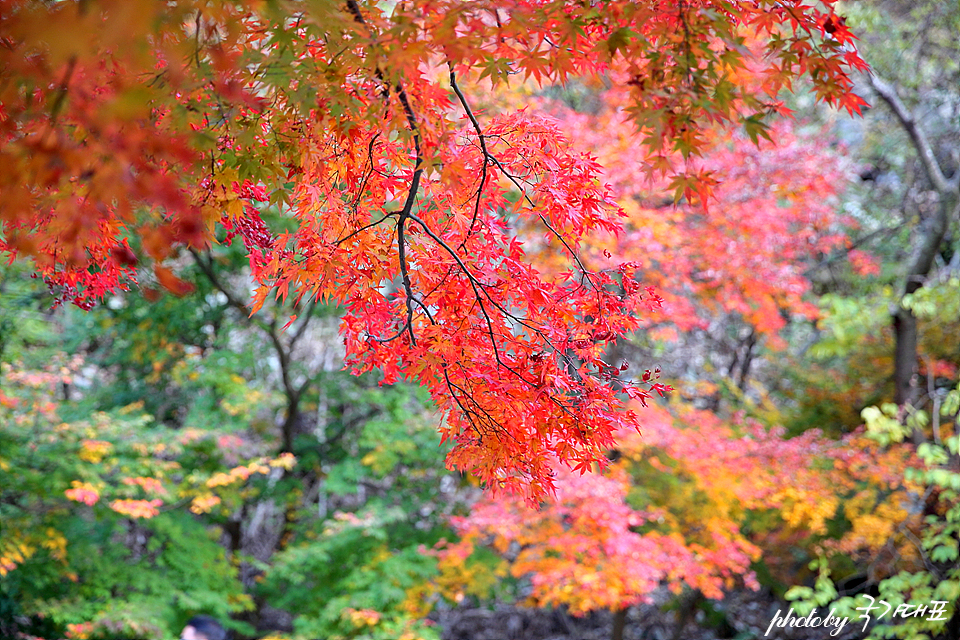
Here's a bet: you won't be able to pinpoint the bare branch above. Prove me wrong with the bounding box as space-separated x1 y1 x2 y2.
868 73 956 194
484 153 597 282
189 248 308 442
189 248 270 332
288 299 318 349
350 131 382 216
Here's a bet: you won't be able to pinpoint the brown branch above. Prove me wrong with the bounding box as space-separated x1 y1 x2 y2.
189 249 263 326
484 153 597 284
345 0 391 99
334 211 397 246
405 213 597 421
868 73 956 195
189 248 307 451
407 214 533 386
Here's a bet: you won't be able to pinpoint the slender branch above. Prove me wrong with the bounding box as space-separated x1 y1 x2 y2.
536 213 594 284
370 284 435 344
345 0 424 345
370 323 412 344
485 154 596 283
448 68 490 244
334 211 397 246
396 167 422 346
288 299 318 350
266 316 300 403
45 55 77 141
349 132 382 217
443 369 520 444
189 249 304 410
803 223 906 278
189 249 267 330
408 214 529 383
407 213 591 407
193 10 203 67
344 0 390 99
868 73 955 194
405 209 577 376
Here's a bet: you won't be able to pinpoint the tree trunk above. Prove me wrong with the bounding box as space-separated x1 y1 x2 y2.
611 607 628 640
890 191 955 429
893 305 918 407
869 73 959 421
280 399 300 453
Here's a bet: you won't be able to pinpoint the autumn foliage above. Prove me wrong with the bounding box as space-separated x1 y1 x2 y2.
0 0 872 500
4 0 960 638
437 400 924 620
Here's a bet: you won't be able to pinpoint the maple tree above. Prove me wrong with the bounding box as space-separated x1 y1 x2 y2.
0 0 867 498
0 348 460 640
773 3 960 632
437 396 927 639
414 63 947 632
523 94 862 404
0 358 253 638
852 0 960 413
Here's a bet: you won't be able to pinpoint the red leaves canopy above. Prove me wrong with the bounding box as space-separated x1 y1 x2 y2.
0 0 866 500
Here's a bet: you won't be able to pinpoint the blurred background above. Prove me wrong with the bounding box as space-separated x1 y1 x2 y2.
1 0 958 639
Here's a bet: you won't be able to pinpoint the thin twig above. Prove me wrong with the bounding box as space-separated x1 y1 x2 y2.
334 211 397 246
448 68 490 246
45 56 77 141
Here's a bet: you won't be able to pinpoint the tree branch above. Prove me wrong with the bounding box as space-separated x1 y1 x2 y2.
287 299 317 350
189 248 268 331
868 73 955 194
484 153 597 284
345 0 424 346
448 68 490 244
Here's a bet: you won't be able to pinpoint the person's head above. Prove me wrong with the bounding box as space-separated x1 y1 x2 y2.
181 615 227 640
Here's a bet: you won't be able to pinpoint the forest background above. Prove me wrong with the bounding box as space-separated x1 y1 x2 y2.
1 0 958 639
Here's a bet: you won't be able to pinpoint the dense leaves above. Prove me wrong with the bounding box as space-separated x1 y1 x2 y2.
1 0 868 498
6 1 960 639
0 361 252 639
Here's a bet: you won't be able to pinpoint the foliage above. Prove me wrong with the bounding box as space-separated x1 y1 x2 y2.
552 102 858 344
787 382 960 639
8 2 958 639
0 360 254 639
0 0 870 499
0 263 60 366
259 508 441 640
0 344 460 639
252 381 458 640
438 398 919 622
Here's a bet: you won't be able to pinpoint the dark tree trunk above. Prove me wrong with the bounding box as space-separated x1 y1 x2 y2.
672 590 704 640
280 400 300 453
869 73 959 422
893 305 919 407
611 607 628 640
